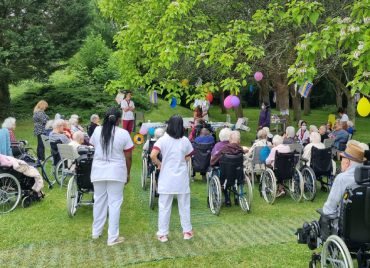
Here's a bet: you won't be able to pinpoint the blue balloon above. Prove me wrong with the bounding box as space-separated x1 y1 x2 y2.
149 128 155 135
170 97 177 108
250 85 253 92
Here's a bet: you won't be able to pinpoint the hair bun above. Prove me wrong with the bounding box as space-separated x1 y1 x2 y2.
108 115 116 124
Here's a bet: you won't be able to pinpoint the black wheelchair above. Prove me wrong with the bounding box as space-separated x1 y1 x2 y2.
208 153 252 216
296 165 370 268
190 142 214 182
260 151 304 205
66 146 94 218
300 147 341 202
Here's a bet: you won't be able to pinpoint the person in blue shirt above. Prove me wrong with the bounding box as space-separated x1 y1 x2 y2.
194 128 215 144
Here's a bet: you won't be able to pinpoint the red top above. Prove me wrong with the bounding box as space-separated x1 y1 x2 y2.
195 107 202 119
8 129 16 142
64 129 73 139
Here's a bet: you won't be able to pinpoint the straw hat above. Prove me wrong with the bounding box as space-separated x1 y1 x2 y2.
339 144 367 163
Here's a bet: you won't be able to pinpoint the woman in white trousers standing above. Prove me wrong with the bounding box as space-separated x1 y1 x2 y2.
90 107 135 246
151 114 194 242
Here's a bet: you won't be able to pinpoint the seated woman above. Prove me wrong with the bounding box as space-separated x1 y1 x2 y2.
211 128 232 157
319 125 329 143
88 114 100 137
45 120 54 136
265 135 290 197
188 119 203 141
244 129 272 174
143 128 165 154
49 119 72 144
70 114 84 132
262 127 273 143
295 120 310 145
333 121 349 151
283 126 299 144
194 128 214 144
69 131 85 158
69 117 79 134
347 121 354 134
63 120 73 139
329 119 340 137
326 121 333 133
1 117 17 156
309 125 318 134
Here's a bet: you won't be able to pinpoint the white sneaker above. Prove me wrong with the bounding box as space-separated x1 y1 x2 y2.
107 237 125 246
92 235 101 239
157 235 168 242
184 231 194 240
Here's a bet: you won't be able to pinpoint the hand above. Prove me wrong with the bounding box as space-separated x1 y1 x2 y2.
282 134 287 139
126 174 130 185
158 162 162 169
257 126 262 130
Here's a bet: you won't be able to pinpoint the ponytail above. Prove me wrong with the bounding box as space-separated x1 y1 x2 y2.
100 107 122 158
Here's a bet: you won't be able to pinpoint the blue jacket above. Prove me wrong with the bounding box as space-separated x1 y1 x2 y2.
194 135 215 145
0 127 13 156
334 130 349 151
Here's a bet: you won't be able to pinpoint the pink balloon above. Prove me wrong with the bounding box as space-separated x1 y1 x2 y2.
139 127 149 135
254 72 263 81
224 95 233 109
231 96 240 107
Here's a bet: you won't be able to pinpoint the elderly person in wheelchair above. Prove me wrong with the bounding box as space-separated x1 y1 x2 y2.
211 128 232 157
296 144 369 268
49 119 72 145
1 117 16 156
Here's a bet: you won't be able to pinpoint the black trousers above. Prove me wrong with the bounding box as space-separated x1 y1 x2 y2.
37 134 45 161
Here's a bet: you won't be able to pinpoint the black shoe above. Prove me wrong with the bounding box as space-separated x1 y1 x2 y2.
225 201 232 207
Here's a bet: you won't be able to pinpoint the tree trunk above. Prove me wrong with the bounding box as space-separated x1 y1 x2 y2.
258 79 269 104
289 84 301 122
0 79 11 119
219 86 226 114
303 93 311 115
347 96 356 126
335 87 343 108
234 103 243 120
272 72 291 128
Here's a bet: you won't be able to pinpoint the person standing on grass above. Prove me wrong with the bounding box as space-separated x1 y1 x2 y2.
33 100 50 161
150 114 195 243
121 91 135 135
257 101 270 130
89 107 134 246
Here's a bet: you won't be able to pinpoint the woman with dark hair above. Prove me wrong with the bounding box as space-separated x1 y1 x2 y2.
150 114 194 243
295 120 310 144
89 107 135 246
257 101 270 130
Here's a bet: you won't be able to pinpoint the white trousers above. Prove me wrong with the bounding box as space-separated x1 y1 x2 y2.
92 181 125 244
157 193 192 236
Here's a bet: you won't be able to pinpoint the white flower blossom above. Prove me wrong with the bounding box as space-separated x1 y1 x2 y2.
124 25 129 28
324 26 330 31
148 10 151 13
295 61 303 67
338 17 351 24
172 1 180 6
165 49 169 53
307 33 312 37
340 28 347 37
288 68 296 74
364 17 370 24
117 31 122 34
186 45 190 49
200 53 206 57
348 25 360 32
358 44 364 50
298 68 307 74
363 72 370 78
229 29 232 32
353 51 360 59
188 41 194 44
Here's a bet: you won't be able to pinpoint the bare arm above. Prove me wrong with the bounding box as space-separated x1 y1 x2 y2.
150 149 162 169
124 151 132 184
123 107 130 112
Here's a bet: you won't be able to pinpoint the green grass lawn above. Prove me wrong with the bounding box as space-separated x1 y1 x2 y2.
0 98 369 267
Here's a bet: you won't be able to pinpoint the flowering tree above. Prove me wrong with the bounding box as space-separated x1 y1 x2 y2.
288 0 370 124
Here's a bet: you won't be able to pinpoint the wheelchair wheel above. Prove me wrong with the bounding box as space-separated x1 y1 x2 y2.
335 164 341 176
289 168 304 202
42 155 56 185
141 158 148 190
0 173 21 213
237 182 252 212
208 175 221 215
67 176 78 218
55 159 73 187
261 169 276 205
300 166 317 202
321 235 354 268
149 169 155 210
22 196 32 208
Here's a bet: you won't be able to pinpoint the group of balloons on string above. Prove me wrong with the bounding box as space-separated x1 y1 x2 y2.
223 71 263 109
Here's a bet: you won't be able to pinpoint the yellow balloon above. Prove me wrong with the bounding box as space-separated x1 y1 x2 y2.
357 97 370 117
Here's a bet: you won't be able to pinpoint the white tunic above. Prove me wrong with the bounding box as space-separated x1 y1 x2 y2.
90 126 135 183
121 99 135 120
340 114 349 122
296 129 310 144
153 133 194 194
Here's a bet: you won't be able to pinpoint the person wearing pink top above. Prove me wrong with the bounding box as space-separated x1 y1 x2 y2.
265 135 291 197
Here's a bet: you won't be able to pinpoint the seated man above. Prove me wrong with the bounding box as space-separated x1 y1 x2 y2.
143 128 165 153
323 144 365 218
265 135 290 197
69 131 85 158
211 131 244 207
211 128 232 157
283 126 299 144
49 119 72 145
194 128 214 144
88 114 100 137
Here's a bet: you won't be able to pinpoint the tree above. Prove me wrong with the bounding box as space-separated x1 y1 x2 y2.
0 0 91 117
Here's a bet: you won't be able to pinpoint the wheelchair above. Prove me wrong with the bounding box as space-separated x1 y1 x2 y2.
299 147 341 202
50 140 73 188
141 140 158 191
193 122 217 142
296 165 370 268
149 153 162 210
0 162 46 213
260 151 304 205
208 153 252 216
66 146 94 218
190 142 214 182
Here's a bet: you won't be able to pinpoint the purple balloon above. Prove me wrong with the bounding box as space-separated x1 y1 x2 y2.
254 72 263 81
140 87 144 90
139 127 149 135
208 101 210 106
231 96 240 107
224 95 233 109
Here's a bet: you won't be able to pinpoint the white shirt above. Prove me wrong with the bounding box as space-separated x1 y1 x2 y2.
121 99 135 120
296 129 310 144
90 126 135 183
153 133 194 194
340 114 349 122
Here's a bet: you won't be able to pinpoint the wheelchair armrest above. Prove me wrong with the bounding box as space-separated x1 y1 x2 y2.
316 209 338 220
266 164 273 169
0 165 12 170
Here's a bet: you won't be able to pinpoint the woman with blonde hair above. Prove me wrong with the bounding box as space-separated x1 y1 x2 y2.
33 100 49 161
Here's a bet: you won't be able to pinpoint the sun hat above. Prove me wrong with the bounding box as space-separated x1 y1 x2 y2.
339 144 367 163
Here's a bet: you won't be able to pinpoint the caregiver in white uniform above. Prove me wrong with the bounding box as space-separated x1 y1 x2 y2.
90 107 135 246
150 114 195 243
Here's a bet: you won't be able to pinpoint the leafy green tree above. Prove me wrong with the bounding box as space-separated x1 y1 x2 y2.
0 0 91 117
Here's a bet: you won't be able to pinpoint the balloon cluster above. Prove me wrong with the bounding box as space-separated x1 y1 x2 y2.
224 95 240 109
